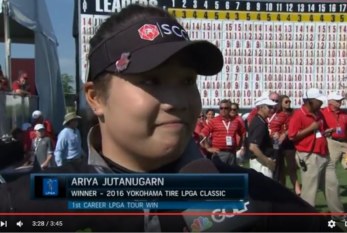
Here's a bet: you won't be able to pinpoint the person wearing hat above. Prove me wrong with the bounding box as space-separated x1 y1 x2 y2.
30 110 55 146
12 70 31 97
54 112 84 167
321 91 347 221
248 96 277 178
31 124 53 170
288 88 333 208
246 91 279 127
0 5 334 232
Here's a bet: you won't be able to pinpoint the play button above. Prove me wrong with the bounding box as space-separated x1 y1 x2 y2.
0 221 7 227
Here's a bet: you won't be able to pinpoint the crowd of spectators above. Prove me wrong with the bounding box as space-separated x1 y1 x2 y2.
195 89 347 222
0 68 33 97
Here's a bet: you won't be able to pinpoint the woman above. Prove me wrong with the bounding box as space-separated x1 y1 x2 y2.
194 109 215 135
205 109 215 123
85 6 223 172
194 109 215 157
269 95 301 195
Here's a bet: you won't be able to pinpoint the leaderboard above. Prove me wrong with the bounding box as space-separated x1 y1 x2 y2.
79 0 347 108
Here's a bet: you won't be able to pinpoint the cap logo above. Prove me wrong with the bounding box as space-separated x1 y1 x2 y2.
115 52 130 72
138 24 160 41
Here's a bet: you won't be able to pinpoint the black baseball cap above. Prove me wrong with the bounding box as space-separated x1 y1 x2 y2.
88 17 223 81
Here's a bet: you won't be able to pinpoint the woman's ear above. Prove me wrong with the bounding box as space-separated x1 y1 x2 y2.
84 82 104 116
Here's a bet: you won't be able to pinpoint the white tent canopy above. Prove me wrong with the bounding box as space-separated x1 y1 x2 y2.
1 0 65 132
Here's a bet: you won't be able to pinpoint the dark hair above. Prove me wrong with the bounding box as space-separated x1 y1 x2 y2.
231 102 239 110
278 95 293 113
89 5 173 102
220 99 231 105
205 109 215 115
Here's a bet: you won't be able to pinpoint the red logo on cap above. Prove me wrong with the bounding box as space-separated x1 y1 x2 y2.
115 52 130 72
138 24 159 41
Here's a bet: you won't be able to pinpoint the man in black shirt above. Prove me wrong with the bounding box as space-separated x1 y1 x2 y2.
248 97 277 179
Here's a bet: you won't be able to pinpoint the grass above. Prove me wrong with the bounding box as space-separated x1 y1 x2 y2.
242 159 347 230
315 163 347 213
242 159 347 211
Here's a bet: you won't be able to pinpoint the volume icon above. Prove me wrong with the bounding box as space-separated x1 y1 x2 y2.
16 221 23 227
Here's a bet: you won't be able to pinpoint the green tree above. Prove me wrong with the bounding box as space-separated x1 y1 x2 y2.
61 73 74 94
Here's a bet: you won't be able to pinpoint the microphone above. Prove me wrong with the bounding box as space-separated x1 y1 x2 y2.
157 159 220 232
178 159 251 232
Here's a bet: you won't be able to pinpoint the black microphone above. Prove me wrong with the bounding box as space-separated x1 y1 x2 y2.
157 159 220 232
179 158 220 174
178 159 252 232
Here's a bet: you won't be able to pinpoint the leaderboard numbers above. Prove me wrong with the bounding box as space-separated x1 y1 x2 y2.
180 16 347 108
80 15 107 80
169 1 347 12
172 0 240 10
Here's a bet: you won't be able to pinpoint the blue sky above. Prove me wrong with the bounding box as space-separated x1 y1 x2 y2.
0 0 75 76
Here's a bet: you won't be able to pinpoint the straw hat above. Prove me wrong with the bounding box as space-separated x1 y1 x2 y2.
63 112 81 125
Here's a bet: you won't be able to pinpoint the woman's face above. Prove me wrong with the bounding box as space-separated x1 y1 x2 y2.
89 55 201 171
282 98 291 110
206 110 215 120
229 104 238 117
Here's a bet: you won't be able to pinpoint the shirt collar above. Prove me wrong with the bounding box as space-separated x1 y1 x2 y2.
301 105 322 119
87 125 113 172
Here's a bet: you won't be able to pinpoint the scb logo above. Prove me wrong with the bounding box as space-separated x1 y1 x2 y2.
211 201 250 223
138 23 189 41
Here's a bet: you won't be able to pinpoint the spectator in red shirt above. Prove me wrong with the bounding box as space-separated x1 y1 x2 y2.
230 103 247 165
12 70 31 96
247 91 279 126
288 88 332 207
29 110 56 148
269 95 301 194
200 100 243 166
205 109 215 123
321 91 346 221
194 109 215 135
194 109 215 158
194 111 206 136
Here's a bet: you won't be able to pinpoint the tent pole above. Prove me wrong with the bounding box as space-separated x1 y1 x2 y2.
3 0 11 85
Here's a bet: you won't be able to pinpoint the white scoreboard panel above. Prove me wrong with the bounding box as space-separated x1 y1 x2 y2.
79 0 347 109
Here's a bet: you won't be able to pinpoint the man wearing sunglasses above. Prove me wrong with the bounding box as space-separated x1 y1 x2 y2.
246 91 279 127
321 91 347 222
200 100 244 166
248 97 277 178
